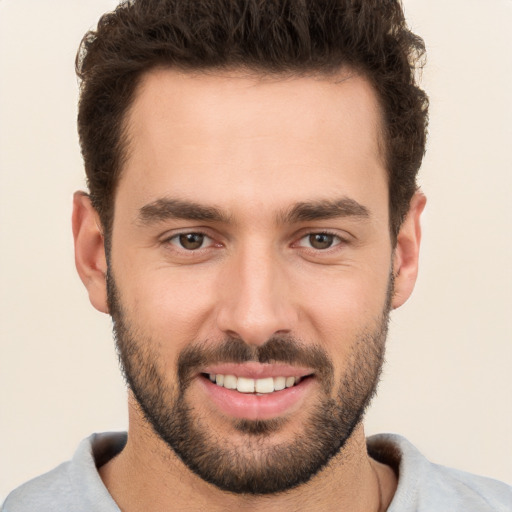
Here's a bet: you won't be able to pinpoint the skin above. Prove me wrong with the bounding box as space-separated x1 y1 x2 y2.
73 68 425 511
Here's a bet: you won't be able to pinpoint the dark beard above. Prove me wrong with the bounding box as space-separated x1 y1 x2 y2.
107 271 391 495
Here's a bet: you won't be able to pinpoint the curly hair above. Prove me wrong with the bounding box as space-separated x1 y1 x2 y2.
76 0 428 243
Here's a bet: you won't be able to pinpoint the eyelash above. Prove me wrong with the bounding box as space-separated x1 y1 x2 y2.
163 230 347 253
166 232 218 251
294 231 345 251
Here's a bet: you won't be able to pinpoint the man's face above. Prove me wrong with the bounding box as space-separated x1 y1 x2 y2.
107 69 395 493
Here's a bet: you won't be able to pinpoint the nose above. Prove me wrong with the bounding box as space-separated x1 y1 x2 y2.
216 243 298 346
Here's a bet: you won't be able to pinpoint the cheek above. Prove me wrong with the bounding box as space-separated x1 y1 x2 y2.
294 261 391 353
120 264 219 348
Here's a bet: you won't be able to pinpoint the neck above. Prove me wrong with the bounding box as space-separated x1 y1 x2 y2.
99 405 396 512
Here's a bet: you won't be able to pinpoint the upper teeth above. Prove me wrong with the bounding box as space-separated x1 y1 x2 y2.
209 374 301 394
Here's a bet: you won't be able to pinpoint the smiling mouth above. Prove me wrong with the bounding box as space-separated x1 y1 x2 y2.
202 373 312 394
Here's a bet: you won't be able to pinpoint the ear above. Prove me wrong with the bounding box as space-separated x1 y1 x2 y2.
72 191 109 314
391 191 426 309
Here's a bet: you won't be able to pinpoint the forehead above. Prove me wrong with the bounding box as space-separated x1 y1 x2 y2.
117 68 387 221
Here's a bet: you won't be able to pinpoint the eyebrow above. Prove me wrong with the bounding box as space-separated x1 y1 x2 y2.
281 197 370 223
137 196 370 226
138 198 230 224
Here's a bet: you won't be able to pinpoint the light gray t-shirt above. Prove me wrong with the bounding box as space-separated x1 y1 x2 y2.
2 432 511 511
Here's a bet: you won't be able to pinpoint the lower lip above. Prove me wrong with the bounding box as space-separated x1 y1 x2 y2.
198 375 314 421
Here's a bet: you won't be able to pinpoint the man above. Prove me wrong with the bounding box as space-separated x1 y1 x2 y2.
2 0 510 510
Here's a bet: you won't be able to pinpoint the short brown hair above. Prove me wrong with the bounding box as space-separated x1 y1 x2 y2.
76 0 428 243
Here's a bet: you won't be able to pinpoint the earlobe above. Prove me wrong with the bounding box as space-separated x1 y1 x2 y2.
391 191 426 309
72 191 109 314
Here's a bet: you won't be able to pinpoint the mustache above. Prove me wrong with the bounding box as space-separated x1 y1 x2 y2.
177 336 334 392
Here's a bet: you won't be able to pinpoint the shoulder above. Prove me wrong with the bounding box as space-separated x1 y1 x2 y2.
2 461 75 512
2 433 125 512
367 433 512 512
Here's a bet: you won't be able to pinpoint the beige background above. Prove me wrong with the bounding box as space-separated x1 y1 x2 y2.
1 0 511 501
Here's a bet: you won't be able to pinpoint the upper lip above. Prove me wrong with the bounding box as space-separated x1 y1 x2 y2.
201 362 314 379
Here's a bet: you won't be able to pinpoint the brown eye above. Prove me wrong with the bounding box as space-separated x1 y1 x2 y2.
296 232 342 250
178 233 205 250
308 233 335 249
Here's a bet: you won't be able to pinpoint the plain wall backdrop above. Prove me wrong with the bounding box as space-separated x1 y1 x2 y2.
1 0 511 501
